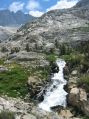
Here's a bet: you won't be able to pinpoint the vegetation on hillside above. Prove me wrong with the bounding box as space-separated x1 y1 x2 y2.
0 61 50 98
0 111 15 119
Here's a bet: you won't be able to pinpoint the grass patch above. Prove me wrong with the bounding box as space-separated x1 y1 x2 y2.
0 61 50 98
0 59 4 65
0 111 15 119
36 66 50 80
0 66 28 97
46 54 57 63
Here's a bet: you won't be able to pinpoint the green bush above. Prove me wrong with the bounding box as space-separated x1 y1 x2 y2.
46 54 57 63
25 43 30 52
1 47 8 52
78 74 89 91
79 74 89 85
0 111 15 119
80 61 89 73
59 44 73 55
61 53 83 67
10 47 20 54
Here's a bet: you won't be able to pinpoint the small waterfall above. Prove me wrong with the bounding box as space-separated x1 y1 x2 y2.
38 59 68 112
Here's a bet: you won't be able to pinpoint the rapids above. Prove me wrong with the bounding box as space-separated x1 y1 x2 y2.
39 59 68 112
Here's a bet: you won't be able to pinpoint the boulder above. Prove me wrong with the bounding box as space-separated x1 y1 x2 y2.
31 107 63 119
0 65 8 73
0 52 7 58
71 70 78 76
35 40 43 50
22 114 37 119
16 115 21 119
68 77 79 90
44 43 55 53
60 109 73 118
68 87 89 116
68 87 80 106
27 76 45 100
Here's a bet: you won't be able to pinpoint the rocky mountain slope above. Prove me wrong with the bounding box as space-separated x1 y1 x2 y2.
0 26 17 42
3 0 89 53
0 10 35 26
75 0 89 8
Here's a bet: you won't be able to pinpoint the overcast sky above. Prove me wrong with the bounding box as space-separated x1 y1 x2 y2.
0 0 79 17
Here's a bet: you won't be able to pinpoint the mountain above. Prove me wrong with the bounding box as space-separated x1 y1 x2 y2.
72 0 89 20
75 0 89 8
0 10 35 26
1 0 89 52
0 26 18 42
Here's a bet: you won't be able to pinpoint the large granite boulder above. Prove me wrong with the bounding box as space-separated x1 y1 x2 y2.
27 76 47 100
68 87 89 116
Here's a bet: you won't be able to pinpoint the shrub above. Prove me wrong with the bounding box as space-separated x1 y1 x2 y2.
0 59 4 65
11 47 20 54
78 74 89 91
25 43 30 52
80 61 89 73
61 53 83 68
60 44 66 55
78 74 89 85
1 47 8 52
59 44 72 55
0 111 15 119
46 54 57 63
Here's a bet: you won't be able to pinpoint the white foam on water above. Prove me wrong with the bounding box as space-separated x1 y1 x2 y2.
38 59 68 112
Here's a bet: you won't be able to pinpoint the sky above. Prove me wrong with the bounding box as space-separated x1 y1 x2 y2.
0 0 79 17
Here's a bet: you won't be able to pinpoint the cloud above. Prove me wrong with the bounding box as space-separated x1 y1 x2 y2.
9 2 24 13
47 0 78 12
26 0 43 17
26 0 40 10
29 10 44 17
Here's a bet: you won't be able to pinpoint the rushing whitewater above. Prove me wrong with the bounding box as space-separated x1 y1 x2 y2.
39 59 68 112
